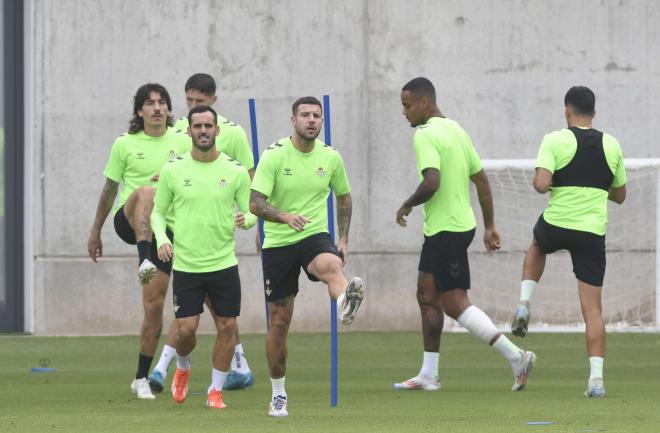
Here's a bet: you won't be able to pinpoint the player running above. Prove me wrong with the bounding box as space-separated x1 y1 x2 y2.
151 105 255 409
87 83 189 399
511 86 626 398
249 96 365 417
394 77 536 392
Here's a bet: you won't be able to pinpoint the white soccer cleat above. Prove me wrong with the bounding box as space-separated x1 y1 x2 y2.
130 377 156 400
393 375 441 391
584 377 606 398
511 302 530 337
268 395 288 417
339 277 365 325
138 259 157 285
511 351 537 391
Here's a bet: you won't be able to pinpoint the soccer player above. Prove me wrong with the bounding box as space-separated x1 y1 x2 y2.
510 86 626 398
249 96 365 417
87 83 190 399
151 105 256 408
149 73 255 392
394 77 536 392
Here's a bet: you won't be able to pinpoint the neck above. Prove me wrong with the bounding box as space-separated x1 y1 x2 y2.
568 116 593 129
143 123 167 137
192 147 219 162
423 107 444 123
291 134 316 153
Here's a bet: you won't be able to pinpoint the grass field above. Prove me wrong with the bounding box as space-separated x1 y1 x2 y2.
1 331 659 432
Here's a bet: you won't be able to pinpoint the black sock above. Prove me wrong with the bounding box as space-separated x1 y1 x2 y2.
137 240 151 265
136 353 154 379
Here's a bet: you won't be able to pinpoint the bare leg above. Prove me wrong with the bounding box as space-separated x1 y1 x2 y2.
417 272 444 352
265 296 295 379
306 253 348 300
212 315 237 372
522 237 546 282
123 186 156 242
140 270 169 356
578 280 605 357
176 315 200 357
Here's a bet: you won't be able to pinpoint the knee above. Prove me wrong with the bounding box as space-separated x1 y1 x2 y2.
216 318 237 338
143 296 165 317
321 259 343 279
177 322 196 340
269 311 292 335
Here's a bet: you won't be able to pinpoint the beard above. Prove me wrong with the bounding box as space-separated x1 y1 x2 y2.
192 135 215 152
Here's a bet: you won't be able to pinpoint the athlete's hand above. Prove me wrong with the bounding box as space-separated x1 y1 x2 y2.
87 231 103 263
396 205 412 227
158 243 173 262
234 212 246 229
483 227 501 254
150 173 160 182
284 214 310 232
337 240 348 266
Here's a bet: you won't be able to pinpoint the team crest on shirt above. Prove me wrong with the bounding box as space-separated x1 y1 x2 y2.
136 152 145 160
283 168 293 176
168 150 177 161
316 166 327 177
183 178 192 187
218 179 229 189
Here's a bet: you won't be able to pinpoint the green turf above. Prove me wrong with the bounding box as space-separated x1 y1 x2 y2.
1 332 658 432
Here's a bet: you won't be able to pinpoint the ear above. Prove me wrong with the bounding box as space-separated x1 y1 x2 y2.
564 106 571 120
291 114 296 125
211 95 218 105
187 126 192 137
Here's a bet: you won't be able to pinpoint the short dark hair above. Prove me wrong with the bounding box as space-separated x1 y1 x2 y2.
184 73 216 96
564 86 595 116
128 83 173 134
187 105 218 126
292 96 322 114
402 77 436 99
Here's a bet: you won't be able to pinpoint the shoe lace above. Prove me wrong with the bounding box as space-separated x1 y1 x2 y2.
272 395 287 410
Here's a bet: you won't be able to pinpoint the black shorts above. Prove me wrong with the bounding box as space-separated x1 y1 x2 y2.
418 229 475 292
172 265 241 319
261 232 341 302
533 215 606 286
113 205 173 275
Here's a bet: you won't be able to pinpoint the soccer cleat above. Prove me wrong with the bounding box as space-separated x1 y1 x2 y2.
148 369 165 393
171 368 190 403
138 259 157 285
511 302 530 337
584 377 606 398
511 351 537 391
223 370 255 390
339 277 365 325
130 377 156 400
268 395 288 417
393 375 441 391
206 388 226 409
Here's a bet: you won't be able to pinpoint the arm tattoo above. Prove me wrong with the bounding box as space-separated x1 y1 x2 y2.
92 179 119 231
250 190 286 223
336 193 352 241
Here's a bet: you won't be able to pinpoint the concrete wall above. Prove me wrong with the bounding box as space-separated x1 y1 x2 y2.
29 0 660 334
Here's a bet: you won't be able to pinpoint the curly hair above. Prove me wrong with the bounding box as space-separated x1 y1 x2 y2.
128 83 174 134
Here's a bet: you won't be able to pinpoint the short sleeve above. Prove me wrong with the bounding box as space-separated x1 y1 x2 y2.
251 148 277 198
413 129 440 176
103 138 126 182
611 144 627 188
465 132 482 175
230 126 255 170
151 165 174 248
331 151 351 196
535 134 556 173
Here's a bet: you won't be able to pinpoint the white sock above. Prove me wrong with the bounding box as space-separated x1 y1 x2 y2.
492 335 524 365
419 351 439 380
154 345 176 377
231 343 251 374
520 280 538 304
336 292 346 310
457 305 499 343
176 353 191 371
589 357 604 380
271 376 286 400
211 368 228 392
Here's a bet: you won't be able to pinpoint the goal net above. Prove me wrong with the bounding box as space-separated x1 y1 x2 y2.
461 159 660 331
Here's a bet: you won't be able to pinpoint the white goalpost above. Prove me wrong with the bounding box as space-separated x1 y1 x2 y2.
457 158 660 332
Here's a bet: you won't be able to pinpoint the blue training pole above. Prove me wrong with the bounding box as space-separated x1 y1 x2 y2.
323 94 339 408
248 98 269 330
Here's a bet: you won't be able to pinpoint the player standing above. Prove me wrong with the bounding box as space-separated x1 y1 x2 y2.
150 73 255 392
87 83 189 399
511 86 626 398
394 77 536 392
151 105 255 408
249 96 365 417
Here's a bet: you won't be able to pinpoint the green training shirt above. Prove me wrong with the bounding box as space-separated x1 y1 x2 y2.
151 152 256 273
174 115 254 170
413 117 482 236
103 128 190 218
251 137 351 248
536 128 626 236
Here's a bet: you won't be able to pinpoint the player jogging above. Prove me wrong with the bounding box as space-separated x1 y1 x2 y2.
87 83 189 399
249 96 365 417
510 86 626 398
151 105 256 408
394 77 536 392
150 73 255 393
